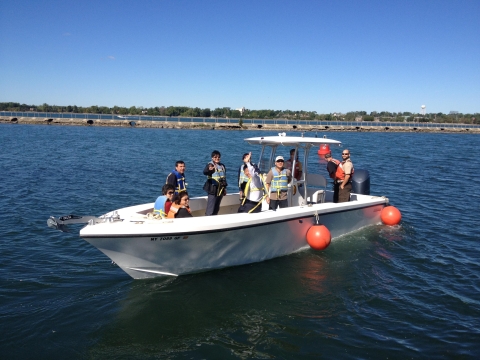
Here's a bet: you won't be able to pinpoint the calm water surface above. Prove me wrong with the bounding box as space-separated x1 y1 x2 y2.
0 124 479 359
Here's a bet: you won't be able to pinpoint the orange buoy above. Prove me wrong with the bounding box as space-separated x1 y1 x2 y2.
381 206 402 226
318 144 331 156
306 224 331 250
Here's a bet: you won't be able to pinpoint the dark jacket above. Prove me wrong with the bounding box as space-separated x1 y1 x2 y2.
166 170 186 193
327 160 339 180
176 207 193 218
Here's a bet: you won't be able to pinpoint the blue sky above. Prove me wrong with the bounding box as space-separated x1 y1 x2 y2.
1 0 478 114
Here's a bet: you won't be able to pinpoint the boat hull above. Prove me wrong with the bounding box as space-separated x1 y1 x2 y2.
82 201 385 279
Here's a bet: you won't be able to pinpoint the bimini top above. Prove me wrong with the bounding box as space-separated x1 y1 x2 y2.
244 134 342 147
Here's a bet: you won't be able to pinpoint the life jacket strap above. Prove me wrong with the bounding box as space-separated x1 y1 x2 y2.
247 194 268 213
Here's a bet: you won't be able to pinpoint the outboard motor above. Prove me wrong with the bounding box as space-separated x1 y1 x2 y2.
352 169 370 195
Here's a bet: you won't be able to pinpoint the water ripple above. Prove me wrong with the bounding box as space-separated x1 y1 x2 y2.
1 126 480 359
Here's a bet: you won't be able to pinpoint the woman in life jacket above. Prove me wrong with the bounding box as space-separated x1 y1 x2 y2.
167 191 193 218
238 153 250 202
203 150 227 216
324 153 340 180
153 184 175 217
324 153 341 203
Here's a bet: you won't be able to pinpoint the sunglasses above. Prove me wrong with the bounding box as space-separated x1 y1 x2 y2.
167 191 174 195
342 153 349 155
276 160 284 162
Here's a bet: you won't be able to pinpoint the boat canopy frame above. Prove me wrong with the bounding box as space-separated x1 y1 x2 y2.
245 134 342 205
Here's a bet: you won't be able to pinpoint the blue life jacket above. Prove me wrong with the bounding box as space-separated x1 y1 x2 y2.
171 170 187 193
153 195 168 217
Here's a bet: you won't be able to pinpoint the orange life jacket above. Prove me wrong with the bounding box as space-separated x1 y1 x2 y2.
167 203 191 218
335 159 354 181
328 158 340 179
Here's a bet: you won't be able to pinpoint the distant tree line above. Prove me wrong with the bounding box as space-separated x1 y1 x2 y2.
1 102 478 124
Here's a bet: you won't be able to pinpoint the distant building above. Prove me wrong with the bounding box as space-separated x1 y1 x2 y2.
235 107 245 115
355 116 362 121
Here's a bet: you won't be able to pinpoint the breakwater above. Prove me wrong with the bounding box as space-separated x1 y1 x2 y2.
1 115 479 133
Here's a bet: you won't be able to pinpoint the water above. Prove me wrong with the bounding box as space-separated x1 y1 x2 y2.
1 124 479 359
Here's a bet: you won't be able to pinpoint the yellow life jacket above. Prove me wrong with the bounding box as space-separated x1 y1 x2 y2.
270 167 288 197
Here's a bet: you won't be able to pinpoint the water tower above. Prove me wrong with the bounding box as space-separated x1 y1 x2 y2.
420 105 426 116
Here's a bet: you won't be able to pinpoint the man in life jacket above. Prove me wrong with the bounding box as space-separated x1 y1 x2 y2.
238 152 266 213
285 148 303 181
265 156 292 210
324 152 341 203
203 150 227 216
153 184 175 217
166 160 187 194
167 191 192 218
336 149 354 203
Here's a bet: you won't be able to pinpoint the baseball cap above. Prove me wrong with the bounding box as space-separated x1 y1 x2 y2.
275 156 284 162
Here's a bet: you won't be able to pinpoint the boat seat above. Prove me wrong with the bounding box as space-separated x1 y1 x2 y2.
311 190 325 204
306 173 327 204
189 198 208 212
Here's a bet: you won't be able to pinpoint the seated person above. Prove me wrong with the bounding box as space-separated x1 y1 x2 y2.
153 184 175 217
167 191 193 218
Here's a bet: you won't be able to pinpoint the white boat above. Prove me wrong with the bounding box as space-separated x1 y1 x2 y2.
48 134 390 279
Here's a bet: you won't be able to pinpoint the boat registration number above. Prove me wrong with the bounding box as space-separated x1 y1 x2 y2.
150 236 181 241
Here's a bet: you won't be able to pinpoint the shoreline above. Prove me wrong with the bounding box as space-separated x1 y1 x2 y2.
1 116 479 133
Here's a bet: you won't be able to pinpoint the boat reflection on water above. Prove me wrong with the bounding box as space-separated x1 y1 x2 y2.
84 223 408 356
87 253 331 355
